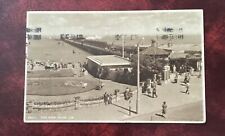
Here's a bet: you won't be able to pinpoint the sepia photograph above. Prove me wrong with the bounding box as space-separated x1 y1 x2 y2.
24 10 205 123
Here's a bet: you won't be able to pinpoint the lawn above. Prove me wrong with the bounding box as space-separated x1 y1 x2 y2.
26 39 100 96
27 77 99 96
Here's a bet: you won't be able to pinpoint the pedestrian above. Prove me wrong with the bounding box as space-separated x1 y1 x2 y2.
187 73 191 83
184 72 188 83
162 101 167 118
147 84 151 96
106 94 110 104
114 89 119 102
185 83 190 94
152 87 158 98
151 80 157 89
108 94 113 104
173 65 176 73
104 92 108 105
142 82 147 94
124 87 130 100
174 72 178 83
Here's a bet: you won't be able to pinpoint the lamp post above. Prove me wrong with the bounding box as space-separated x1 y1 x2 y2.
136 37 144 114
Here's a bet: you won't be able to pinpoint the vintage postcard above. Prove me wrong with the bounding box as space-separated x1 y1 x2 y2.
24 10 205 123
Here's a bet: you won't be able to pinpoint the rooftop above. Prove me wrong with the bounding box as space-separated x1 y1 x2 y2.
87 55 131 67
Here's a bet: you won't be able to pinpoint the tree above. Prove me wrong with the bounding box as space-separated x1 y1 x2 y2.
129 55 168 82
115 34 121 40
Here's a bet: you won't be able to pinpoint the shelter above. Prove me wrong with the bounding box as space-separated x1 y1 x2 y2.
86 55 132 80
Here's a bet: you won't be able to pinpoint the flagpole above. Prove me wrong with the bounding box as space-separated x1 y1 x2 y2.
136 43 140 114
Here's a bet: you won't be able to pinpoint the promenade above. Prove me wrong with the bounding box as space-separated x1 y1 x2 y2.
26 73 204 122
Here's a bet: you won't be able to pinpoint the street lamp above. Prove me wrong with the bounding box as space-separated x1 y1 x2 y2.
122 35 125 58
136 37 144 114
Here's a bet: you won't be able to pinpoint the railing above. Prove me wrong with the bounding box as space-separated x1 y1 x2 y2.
62 39 122 56
26 91 133 113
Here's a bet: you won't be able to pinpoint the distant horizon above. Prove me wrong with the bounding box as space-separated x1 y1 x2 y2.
27 10 203 36
38 34 202 45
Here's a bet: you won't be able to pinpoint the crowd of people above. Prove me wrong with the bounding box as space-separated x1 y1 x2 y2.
27 59 90 78
142 78 159 98
103 92 113 105
103 88 133 105
27 59 87 71
140 66 195 118
173 71 191 94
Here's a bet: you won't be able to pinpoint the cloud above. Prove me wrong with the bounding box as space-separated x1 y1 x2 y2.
28 11 203 36
47 16 67 26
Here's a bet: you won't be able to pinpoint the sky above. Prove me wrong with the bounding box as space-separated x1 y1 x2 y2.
27 10 203 36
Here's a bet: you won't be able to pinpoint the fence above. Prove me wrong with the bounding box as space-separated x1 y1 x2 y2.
26 90 133 113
